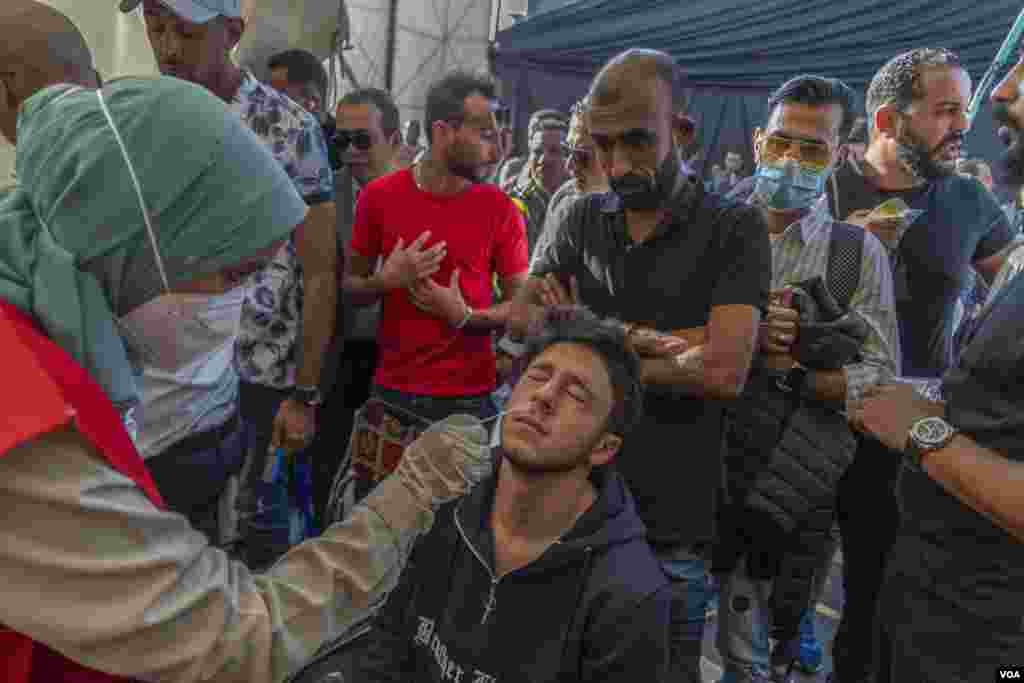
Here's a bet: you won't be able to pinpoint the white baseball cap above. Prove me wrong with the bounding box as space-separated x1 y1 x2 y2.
119 0 241 23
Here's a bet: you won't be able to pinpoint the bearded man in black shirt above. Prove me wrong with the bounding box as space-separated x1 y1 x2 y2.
848 51 1024 683
515 48 771 683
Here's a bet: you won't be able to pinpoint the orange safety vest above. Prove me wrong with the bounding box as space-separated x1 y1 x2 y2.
0 299 164 683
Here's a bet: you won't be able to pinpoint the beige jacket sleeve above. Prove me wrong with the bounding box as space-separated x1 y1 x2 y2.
0 425 432 683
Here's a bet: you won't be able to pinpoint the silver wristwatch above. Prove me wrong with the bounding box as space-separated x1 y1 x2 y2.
905 416 957 470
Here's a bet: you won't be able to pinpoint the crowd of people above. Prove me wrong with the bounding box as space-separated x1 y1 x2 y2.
0 1 1023 682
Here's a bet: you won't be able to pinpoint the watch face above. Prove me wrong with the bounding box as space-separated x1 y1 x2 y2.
912 417 954 448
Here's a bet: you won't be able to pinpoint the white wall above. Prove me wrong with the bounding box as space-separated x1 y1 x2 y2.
389 0 494 129
0 0 503 172
318 0 498 139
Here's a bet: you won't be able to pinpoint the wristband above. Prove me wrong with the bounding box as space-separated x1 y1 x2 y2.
454 304 474 330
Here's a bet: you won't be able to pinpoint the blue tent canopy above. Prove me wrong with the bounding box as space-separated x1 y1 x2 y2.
495 0 1022 180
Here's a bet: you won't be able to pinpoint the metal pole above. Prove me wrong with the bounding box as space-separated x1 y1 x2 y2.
966 7 1024 130
385 0 399 92
493 0 504 40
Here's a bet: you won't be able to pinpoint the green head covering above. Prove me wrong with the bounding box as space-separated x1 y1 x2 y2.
0 76 307 411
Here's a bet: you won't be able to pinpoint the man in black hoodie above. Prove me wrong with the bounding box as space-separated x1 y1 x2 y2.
354 306 671 683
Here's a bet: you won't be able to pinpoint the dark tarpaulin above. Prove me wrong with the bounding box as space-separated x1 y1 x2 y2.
494 0 1021 179
527 0 582 14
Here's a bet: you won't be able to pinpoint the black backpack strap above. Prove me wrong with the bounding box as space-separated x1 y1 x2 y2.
826 220 865 311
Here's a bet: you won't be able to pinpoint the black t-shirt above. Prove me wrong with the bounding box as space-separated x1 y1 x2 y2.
530 179 771 548
826 158 1014 377
885 272 1024 660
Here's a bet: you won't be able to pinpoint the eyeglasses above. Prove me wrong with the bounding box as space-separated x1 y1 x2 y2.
561 143 593 166
759 133 831 169
334 129 373 152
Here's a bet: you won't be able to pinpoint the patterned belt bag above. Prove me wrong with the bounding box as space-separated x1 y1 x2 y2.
350 399 429 481
326 398 432 525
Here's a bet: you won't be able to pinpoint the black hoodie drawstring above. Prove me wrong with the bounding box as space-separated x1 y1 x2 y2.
445 527 460 596
557 546 595 680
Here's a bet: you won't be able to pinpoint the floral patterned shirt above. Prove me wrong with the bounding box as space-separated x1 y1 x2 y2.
232 72 334 389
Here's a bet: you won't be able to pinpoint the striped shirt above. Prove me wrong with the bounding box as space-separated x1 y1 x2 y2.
765 197 901 403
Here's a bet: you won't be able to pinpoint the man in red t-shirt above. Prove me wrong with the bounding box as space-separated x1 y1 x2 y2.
343 70 528 491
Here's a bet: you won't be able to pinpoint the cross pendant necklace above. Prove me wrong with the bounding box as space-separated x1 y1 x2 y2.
481 581 498 625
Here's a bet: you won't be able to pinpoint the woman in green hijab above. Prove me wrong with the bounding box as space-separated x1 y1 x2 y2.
1 75 307 412
0 76 490 683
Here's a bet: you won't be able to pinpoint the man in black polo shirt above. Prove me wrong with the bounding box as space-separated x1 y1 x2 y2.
846 52 1024 681
824 48 1018 683
518 48 771 683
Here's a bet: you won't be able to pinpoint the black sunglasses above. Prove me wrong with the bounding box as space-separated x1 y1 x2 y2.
334 129 373 152
495 106 511 128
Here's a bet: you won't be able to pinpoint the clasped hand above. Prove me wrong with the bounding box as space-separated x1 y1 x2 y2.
378 231 468 326
759 290 800 355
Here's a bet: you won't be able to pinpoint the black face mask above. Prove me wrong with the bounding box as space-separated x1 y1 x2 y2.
609 147 681 210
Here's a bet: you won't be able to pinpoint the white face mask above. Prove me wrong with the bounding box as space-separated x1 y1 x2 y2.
117 290 243 374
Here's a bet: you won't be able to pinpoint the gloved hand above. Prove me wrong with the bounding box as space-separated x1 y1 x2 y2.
793 311 869 370
393 414 492 515
784 276 843 324
781 276 869 370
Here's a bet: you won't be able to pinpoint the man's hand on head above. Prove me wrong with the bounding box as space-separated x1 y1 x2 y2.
627 326 689 358
506 300 545 339
538 273 580 307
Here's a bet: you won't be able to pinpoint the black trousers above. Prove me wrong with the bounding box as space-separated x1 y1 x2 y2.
876 560 1024 683
307 338 378 521
146 415 246 544
831 438 902 683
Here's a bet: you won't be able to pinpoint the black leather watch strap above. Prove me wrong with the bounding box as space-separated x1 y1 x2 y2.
777 364 810 395
291 385 323 407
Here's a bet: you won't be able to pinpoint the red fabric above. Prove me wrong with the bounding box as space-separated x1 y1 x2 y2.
0 299 164 683
351 168 528 396
0 308 75 457
0 630 32 682
0 302 165 506
29 643 139 683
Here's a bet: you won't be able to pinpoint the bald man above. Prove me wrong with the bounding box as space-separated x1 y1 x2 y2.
0 0 99 143
518 49 770 682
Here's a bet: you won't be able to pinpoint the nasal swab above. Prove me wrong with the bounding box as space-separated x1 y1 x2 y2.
478 408 526 425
